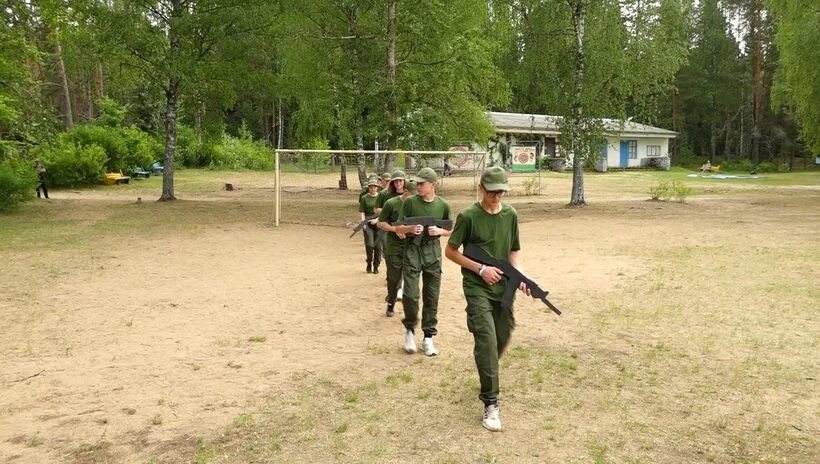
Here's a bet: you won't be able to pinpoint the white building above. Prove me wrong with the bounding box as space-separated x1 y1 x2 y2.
484 111 677 171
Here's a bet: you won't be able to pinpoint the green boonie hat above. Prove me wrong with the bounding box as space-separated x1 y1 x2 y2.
390 169 406 182
412 167 438 184
367 176 380 187
481 166 510 191
380 172 391 181
404 180 417 193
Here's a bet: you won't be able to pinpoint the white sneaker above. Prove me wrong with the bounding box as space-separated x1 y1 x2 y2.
404 329 416 354
396 285 403 301
422 337 438 356
482 404 502 431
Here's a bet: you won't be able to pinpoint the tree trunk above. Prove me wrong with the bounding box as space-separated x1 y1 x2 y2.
277 98 283 149
750 0 763 164
53 28 73 130
385 0 398 171
568 1 586 207
339 153 348 190
710 122 718 162
95 61 105 101
160 79 180 201
356 126 367 188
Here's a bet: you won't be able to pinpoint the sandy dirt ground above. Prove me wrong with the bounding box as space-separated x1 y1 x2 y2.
1 174 818 463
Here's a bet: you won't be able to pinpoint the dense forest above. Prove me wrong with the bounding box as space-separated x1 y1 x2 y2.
0 1 817 206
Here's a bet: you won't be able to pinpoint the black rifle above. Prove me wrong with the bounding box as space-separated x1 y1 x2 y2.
463 243 562 316
350 214 379 238
393 216 454 231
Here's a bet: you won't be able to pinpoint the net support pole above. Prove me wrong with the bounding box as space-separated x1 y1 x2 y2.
275 150 281 227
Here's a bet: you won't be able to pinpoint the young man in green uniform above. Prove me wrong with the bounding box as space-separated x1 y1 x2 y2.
444 166 531 432
393 167 451 356
374 170 405 274
377 180 417 317
358 177 381 273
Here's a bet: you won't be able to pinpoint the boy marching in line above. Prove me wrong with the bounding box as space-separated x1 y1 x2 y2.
358 176 382 274
373 170 405 275
377 180 417 317
444 166 530 432
393 167 451 356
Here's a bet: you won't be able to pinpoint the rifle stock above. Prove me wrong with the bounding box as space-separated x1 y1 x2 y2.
350 214 379 238
463 243 562 316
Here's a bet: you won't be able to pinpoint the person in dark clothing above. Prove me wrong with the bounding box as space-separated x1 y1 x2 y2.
34 160 49 199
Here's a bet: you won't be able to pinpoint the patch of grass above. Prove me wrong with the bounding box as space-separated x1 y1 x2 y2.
344 390 360 404
151 414 163 426
590 441 609 464
194 438 217 464
334 421 349 434
248 335 266 343
234 413 252 428
27 435 43 447
386 371 412 385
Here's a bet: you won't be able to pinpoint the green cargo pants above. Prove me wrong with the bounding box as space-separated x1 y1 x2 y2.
465 295 516 406
385 253 403 304
401 240 442 337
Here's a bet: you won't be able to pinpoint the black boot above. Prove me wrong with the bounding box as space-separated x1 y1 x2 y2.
385 303 394 317
365 246 374 273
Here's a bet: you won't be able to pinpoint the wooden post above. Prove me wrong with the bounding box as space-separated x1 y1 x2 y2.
275 150 280 227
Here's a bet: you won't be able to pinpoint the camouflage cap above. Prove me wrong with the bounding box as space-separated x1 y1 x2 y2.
380 172 391 181
390 169 406 182
480 166 510 191
412 167 438 184
404 180 417 193
366 176 380 187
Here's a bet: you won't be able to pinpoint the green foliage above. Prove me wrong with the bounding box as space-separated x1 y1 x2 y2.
95 98 128 127
58 124 159 172
768 0 820 153
295 138 331 173
209 133 273 171
37 143 107 187
672 144 698 167
0 161 36 212
721 158 756 173
522 177 538 196
755 162 777 173
648 180 692 202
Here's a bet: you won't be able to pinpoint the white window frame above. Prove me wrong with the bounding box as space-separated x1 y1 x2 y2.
647 145 661 157
628 140 637 159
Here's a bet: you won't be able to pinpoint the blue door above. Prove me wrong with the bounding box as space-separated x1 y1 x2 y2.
619 141 630 167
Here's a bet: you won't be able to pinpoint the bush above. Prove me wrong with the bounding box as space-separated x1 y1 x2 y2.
522 176 538 195
0 161 36 212
648 181 670 201
209 133 273 170
120 127 161 170
755 161 777 173
673 144 698 167
296 138 330 173
648 179 692 203
58 124 161 172
38 142 107 187
722 158 755 173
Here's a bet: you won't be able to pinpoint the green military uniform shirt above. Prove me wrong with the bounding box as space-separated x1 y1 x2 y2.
376 190 400 209
378 195 408 256
359 194 379 216
398 195 451 244
447 202 520 301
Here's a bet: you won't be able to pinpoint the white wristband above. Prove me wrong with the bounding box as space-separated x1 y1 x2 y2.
478 264 486 277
